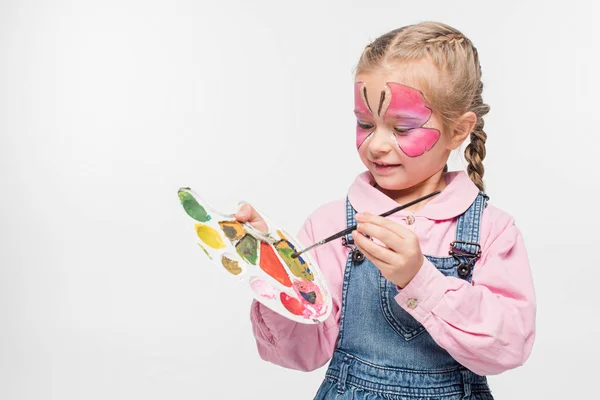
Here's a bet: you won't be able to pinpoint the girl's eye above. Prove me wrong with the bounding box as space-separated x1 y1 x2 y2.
357 121 374 130
394 127 412 135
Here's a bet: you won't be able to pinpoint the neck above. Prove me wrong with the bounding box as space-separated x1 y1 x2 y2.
375 168 447 210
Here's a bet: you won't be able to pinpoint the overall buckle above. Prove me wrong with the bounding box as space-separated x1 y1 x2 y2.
449 241 481 278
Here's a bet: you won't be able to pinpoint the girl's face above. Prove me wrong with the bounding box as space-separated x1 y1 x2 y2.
355 62 454 191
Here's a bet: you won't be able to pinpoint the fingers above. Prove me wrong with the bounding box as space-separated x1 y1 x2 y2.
234 203 269 233
352 230 397 266
356 212 414 240
234 203 251 221
356 221 404 253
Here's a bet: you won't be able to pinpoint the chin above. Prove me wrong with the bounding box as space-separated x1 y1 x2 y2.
370 172 413 191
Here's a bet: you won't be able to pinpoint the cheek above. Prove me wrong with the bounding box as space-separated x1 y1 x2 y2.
356 127 373 149
357 139 370 161
394 129 440 157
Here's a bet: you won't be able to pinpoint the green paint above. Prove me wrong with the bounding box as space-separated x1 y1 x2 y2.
197 243 213 260
276 240 314 281
235 234 258 265
178 190 211 222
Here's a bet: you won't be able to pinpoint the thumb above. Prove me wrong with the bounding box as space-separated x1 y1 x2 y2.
234 203 249 219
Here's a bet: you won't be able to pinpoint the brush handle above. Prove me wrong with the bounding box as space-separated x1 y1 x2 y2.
291 190 441 258
378 190 441 217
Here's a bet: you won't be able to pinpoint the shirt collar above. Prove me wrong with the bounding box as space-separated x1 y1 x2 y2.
347 170 480 220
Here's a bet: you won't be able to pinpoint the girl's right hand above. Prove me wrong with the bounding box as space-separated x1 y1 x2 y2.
234 203 268 233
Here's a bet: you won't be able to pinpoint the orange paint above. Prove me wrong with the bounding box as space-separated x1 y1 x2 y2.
219 221 245 241
259 242 291 287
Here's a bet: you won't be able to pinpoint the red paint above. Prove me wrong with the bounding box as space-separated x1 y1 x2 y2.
280 292 305 316
259 242 292 287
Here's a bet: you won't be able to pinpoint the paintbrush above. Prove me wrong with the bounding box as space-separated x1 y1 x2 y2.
290 190 441 259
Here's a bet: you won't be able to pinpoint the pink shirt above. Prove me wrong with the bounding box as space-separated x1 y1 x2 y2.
250 171 536 376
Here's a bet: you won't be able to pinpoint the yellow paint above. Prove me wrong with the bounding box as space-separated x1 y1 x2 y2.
275 240 314 281
221 255 242 275
195 224 226 249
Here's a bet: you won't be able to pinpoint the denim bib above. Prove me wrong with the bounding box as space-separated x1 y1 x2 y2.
314 193 494 400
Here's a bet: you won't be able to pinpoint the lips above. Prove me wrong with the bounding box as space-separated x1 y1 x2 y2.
372 161 401 167
372 161 402 174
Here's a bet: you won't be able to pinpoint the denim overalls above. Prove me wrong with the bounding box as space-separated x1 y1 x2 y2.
314 193 494 400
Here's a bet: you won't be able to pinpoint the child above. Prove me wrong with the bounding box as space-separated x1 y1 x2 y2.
235 21 536 400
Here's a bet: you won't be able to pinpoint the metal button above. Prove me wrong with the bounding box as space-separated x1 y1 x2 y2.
407 298 418 309
352 249 365 264
457 263 471 278
406 215 415 225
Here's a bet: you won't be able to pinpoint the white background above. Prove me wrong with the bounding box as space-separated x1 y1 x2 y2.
1 0 599 399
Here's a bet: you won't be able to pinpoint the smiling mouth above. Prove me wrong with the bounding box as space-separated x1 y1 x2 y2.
372 161 401 167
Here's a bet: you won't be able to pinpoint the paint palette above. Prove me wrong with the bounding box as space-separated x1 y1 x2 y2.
177 187 332 324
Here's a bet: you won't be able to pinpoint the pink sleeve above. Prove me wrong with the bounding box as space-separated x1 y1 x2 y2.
394 216 536 376
249 216 341 372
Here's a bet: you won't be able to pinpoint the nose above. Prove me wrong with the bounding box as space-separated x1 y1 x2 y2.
367 128 394 154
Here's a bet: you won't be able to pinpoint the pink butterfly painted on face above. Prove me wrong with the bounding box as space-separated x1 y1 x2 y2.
354 81 440 157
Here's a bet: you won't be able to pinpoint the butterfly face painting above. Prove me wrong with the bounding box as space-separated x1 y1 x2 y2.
177 188 332 324
354 81 440 157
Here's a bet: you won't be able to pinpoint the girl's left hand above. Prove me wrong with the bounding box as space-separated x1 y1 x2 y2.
352 212 424 288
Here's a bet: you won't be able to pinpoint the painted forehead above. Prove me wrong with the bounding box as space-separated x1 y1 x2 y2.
354 81 431 122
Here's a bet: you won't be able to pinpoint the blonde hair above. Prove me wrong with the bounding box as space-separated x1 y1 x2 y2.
356 21 489 192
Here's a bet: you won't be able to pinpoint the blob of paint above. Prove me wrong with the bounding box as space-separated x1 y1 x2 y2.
250 278 277 300
275 240 314 281
235 234 258 265
221 255 242 275
301 291 316 303
294 280 322 305
179 191 211 222
259 242 292 287
280 292 304 316
219 221 245 241
195 224 226 249
197 243 213 260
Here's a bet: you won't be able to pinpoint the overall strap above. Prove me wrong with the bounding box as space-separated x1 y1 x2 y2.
341 197 365 264
336 197 362 348
449 192 489 281
342 196 356 246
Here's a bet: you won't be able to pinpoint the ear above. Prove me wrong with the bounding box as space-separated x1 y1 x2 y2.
449 111 477 150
